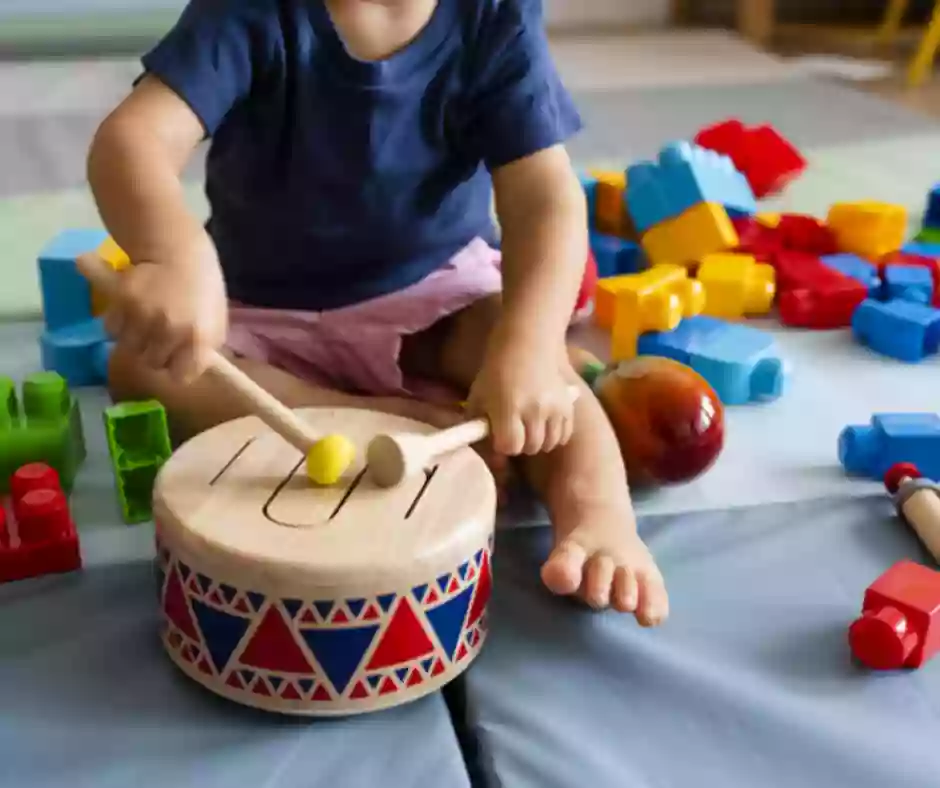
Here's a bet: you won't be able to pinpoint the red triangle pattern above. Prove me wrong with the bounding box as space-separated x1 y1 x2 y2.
331 608 349 624
168 630 183 650
379 677 398 695
234 597 250 614
467 565 476 581
367 598 435 670
448 577 460 594
281 683 302 700
407 670 423 687
456 643 468 662
362 604 379 621
467 551 492 628
431 659 445 677
300 608 317 624
188 576 201 596
208 589 224 606
350 681 369 699
239 607 315 674
198 657 213 675
181 647 194 663
425 588 439 604
163 567 201 643
312 684 332 702
252 678 271 696
226 672 244 690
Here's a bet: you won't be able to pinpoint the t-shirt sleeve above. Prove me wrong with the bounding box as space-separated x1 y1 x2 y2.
464 0 582 170
141 0 272 135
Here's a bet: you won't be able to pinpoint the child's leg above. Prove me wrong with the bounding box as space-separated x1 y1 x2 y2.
108 345 463 444
406 295 669 625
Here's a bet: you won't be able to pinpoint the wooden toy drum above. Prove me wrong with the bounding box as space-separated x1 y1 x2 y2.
153 407 496 716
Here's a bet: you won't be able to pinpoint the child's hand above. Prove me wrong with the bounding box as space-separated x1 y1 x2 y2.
102 232 228 384
467 332 576 457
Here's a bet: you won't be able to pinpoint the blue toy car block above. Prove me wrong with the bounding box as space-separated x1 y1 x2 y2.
839 413 940 480
38 229 108 332
40 318 110 387
637 315 785 405
852 299 940 362
883 265 934 304
579 172 598 227
820 254 881 296
590 232 646 278
625 141 757 234
903 241 940 259
926 184 940 229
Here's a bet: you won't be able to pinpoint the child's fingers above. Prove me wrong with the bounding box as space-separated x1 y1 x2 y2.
521 407 546 455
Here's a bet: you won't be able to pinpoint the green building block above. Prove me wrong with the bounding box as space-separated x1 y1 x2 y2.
916 226 940 244
103 400 172 524
0 372 86 492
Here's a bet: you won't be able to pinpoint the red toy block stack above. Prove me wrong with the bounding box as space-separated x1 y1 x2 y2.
773 251 868 328
0 462 81 583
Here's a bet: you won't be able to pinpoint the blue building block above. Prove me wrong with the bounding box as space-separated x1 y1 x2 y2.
926 184 940 229
637 315 786 405
903 241 940 259
590 232 646 278
625 141 757 234
820 254 881 295
883 265 933 304
579 172 598 227
839 413 940 481
38 229 108 332
852 299 940 362
40 318 110 387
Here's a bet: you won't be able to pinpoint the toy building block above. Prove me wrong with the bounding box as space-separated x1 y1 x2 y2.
773 251 868 329
590 170 633 238
694 119 806 199
916 227 940 245
757 212 782 228
883 265 934 305
880 251 940 306
696 253 775 319
579 172 598 227
820 254 881 296
0 462 82 584
625 141 756 234
104 400 172 524
608 265 705 361
90 236 131 316
852 299 940 362
849 561 940 670
590 233 645 278
0 373 86 494
40 318 110 387
574 250 598 322
904 241 940 259
776 214 838 255
38 229 107 331
637 315 785 405
827 201 907 258
595 265 703 332
641 202 739 268
839 413 940 480
925 184 940 230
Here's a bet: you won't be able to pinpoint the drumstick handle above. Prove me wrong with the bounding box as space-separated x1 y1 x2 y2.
76 252 318 455
897 475 940 563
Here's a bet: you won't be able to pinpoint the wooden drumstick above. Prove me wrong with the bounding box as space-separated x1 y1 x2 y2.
885 462 940 563
76 252 320 456
367 385 581 488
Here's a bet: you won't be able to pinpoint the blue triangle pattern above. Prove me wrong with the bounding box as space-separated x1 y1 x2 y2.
437 574 450 593
282 599 304 619
219 584 238 604
412 584 428 602
269 676 283 691
395 668 409 683
314 600 335 620
298 678 315 695
191 600 252 674
346 598 366 618
421 658 435 674
367 675 382 689
474 549 484 566
241 670 256 685
299 625 380 695
247 592 265 612
377 593 396 612
426 585 475 660
178 562 192 581
458 562 470 580
197 574 213 594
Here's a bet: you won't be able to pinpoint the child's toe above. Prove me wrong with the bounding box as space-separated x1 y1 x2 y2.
636 571 670 627
540 540 587 596
612 565 639 614
581 554 615 609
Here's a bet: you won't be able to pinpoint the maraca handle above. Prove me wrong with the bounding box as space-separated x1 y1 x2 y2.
76 252 318 454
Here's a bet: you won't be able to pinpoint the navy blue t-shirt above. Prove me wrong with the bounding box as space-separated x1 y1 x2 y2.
142 0 582 310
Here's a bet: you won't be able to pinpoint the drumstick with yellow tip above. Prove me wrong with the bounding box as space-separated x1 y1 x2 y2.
76 252 354 485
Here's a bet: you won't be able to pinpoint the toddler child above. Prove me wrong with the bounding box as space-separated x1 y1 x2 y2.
87 0 668 624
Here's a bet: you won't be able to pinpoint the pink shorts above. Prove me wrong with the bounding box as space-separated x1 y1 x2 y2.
225 238 502 400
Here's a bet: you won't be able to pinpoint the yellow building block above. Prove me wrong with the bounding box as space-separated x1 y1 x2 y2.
590 170 634 239
696 253 776 319
91 237 131 316
608 265 706 361
826 201 907 258
640 202 739 268
594 274 635 330
756 212 781 229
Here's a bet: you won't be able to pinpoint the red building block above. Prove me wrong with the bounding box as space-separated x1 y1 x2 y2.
694 119 806 198
772 251 868 328
0 462 81 583
776 214 838 256
574 249 599 321
732 216 780 260
849 560 940 670
880 251 940 307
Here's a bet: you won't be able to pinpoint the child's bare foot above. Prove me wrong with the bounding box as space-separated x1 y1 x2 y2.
540 498 669 626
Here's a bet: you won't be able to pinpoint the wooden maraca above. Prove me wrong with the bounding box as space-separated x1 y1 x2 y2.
885 462 940 563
